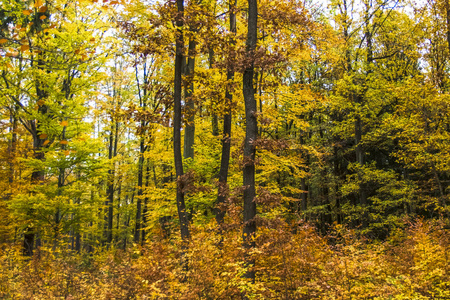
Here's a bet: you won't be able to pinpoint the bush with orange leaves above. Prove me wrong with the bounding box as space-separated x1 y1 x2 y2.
0 219 448 299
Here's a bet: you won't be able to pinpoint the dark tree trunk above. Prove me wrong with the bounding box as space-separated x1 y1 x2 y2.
174 0 190 242
183 35 196 160
355 113 367 227
141 160 150 244
447 0 450 53
215 0 236 227
134 137 145 243
23 51 48 256
242 0 258 284
8 105 17 185
106 118 118 245
210 47 220 137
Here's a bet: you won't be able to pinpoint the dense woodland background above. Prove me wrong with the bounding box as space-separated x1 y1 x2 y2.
1 0 450 298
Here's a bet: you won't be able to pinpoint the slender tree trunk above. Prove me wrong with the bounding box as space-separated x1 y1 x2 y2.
116 169 122 241
23 52 48 256
106 119 118 245
141 160 150 244
135 136 145 243
54 125 67 250
215 0 236 226
174 0 190 242
242 0 258 284
210 47 220 137
355 112 367 227
8 105 17 185
446 0 450 53
183 35 196 160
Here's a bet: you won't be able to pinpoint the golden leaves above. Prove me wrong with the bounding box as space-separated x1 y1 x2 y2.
34 0 43 8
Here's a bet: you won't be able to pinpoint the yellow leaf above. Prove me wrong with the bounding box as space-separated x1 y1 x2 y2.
60 121 69 126
20 44 30 51
39 133 48 139
60 140 69 145
38 6 47 13
23 10 32 15
43 140 50 146
0 39 7 44
39 15 47 20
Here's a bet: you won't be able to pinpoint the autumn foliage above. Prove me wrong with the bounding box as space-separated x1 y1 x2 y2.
0 220 448 299
1 0 450 298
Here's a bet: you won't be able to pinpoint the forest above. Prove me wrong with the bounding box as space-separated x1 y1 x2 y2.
0 0 449 298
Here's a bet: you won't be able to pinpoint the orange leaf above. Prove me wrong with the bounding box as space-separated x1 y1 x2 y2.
64 150 70 156
60 121 69 127
34 0 43 8
37 99 45 106
20 44 30 51
39 15 47 20
23 10 32 15
0 39 7 44
38 6 47 13
43 140 50 146
39 133 48 139
60 140 69 145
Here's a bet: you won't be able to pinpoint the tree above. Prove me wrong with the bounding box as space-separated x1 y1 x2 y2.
174 0 190 243
242 0 258 283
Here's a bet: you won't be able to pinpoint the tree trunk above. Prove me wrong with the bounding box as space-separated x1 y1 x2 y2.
215 0 236 227
446 0 450 53
242 0 258 284
174 0 190 242
134 136 145 243
23 52 49 256
183 35 196 160
106 119 118 245
141 159 150 244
